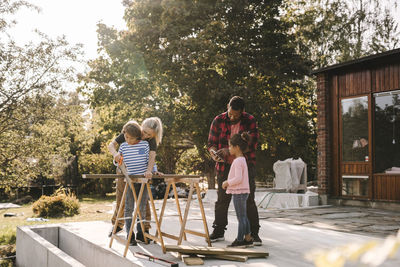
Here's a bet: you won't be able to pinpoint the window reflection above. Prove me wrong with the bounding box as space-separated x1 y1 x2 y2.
342 176 369 196
341 97 369 162
374 90 400 173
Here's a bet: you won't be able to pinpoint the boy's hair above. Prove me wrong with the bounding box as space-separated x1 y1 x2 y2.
230 132 251 153
123 120 141 139
229 96 245 111
142 117 163 145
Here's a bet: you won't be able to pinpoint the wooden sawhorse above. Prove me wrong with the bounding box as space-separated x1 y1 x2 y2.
83 174 163 256
157 175 211 252
83 174 211 255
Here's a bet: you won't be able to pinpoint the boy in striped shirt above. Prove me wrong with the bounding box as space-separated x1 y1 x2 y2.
118 120 149 246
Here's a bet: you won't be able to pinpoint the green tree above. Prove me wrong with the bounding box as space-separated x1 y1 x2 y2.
0 1 83 194
82 0 315 187
284 0 399 69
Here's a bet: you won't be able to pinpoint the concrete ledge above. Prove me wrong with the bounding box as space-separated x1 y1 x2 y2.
32 226 58 246
329 198 400 211
58 227 135 267
16 226 84 267
16 224 138 267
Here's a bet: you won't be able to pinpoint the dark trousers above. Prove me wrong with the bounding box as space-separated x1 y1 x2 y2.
212 164 260 235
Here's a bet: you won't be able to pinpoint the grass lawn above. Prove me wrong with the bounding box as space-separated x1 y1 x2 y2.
0 194 115 266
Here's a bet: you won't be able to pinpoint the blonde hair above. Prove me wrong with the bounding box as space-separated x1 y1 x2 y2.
142 117 163 145
122 120 141 139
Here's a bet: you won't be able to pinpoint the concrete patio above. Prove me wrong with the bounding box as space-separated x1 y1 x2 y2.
16 192 400 267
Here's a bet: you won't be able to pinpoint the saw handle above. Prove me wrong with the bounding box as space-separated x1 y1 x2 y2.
113 153 123 167
118 154 123 166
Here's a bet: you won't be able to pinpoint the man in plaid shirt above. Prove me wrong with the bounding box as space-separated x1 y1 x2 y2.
208 96 262 246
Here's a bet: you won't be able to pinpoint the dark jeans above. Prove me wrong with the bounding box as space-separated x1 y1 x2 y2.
213 164 260 235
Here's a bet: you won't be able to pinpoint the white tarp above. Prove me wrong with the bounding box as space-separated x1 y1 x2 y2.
273 158 307 193
0 203 21 209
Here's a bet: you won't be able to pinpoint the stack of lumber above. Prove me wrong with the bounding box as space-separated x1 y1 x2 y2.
166 245 269 265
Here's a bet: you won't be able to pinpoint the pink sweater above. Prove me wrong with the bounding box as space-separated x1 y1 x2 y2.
226 157 250 194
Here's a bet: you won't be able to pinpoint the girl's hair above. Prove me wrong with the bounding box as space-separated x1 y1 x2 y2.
142 117 163 145
122 120 141 139
230 132 251 153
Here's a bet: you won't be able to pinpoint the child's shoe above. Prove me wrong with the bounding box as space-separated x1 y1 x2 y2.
227 238 253 248
136 230 150 244
243 238 254 248
127 234 137 246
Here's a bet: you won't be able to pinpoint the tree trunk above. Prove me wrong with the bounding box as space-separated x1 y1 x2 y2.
205 161 216 189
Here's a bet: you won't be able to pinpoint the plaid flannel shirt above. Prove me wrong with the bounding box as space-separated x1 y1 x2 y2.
208 111 259 177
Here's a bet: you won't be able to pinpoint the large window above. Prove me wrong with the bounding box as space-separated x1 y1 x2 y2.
374 90 400 173
341 97 369 162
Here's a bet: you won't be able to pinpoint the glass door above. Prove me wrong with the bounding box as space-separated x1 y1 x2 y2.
374 90 400 173
340 96 370 197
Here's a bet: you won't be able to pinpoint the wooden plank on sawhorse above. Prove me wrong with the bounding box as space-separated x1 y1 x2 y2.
83 173 165 257
156 176 211 252
83 174 200 179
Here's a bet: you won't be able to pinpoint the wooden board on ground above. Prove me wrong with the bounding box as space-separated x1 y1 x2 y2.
207 254 248 262
165 245 269 257
181 255 204 265
206 255 249 262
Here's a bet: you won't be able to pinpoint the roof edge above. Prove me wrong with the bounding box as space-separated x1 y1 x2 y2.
311 48 400 75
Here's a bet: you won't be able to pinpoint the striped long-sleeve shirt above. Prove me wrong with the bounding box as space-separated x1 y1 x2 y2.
118 140 149 175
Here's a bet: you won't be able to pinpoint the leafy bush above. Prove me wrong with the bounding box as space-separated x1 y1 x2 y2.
78 152 115 196
32 188 80 217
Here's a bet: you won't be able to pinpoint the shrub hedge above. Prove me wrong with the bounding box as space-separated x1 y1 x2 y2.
32 188 80 217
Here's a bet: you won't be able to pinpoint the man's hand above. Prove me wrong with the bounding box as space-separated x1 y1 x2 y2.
216 148 230 161
209 147 224 162
144 171 153 178
222 181 229 189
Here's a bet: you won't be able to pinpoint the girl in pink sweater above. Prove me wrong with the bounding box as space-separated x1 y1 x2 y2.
222 132 253 248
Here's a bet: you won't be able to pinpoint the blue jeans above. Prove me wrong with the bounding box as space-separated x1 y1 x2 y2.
213 164 260 235
124 183 149 236
232 193 250 241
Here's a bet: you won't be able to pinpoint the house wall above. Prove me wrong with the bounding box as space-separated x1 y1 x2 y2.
317 59 400 202
317 73 331 204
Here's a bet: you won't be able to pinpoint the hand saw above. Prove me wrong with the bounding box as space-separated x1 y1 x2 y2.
116 154 131 182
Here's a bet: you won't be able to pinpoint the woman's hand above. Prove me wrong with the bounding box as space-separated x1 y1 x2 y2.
153 171 164 176
222 181 229 189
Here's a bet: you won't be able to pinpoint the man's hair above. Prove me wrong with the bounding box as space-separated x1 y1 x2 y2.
229 96 245 111
123 120 141 139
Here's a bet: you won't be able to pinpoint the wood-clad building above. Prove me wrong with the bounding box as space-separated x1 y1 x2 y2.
313 48 400 207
